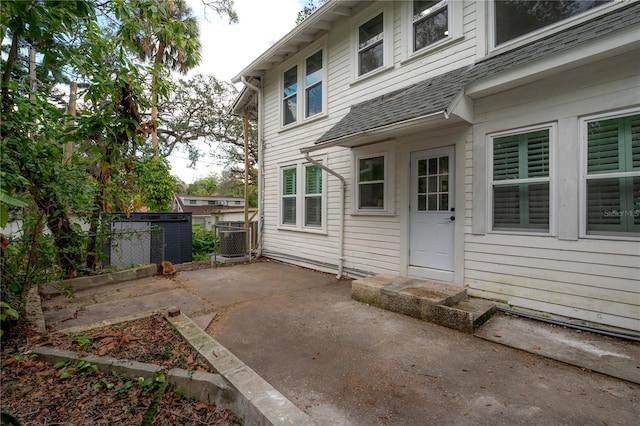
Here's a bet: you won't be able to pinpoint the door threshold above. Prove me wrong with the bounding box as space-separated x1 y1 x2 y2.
407 265 454 284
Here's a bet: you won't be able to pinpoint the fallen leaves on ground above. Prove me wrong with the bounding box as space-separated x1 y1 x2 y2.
1 314 240 425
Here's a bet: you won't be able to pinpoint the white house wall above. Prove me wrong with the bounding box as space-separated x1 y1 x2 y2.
467 50 640 332
255 1 638 332
260 1 479 275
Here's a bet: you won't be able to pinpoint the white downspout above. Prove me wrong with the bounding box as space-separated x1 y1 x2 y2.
241 76 264 257
302 151 346 279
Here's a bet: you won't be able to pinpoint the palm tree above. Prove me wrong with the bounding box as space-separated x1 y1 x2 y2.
120 0 202 157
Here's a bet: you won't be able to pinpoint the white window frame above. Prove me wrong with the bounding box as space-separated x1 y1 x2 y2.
488 0 616 53
352 146 395 216
352 3 393 82
488 123 556 235
278 159 328 233
579 108 640 241
280 165 298 226
404 0 463 59
279 39 327 130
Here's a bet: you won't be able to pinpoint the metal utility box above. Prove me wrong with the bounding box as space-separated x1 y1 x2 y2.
219 227 246 257
113 212 192 264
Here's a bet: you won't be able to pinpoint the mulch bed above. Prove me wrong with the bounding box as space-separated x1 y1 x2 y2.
1 314 241 425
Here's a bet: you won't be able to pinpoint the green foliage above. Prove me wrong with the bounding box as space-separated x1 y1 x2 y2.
134 155 177 211
75 334 92 348
296 0 327 24
0 191 27 228
0 215 62 330
140 377 169 426
53 359 99 380
0 0 240 339
186 175 219 196
192 226 217 261
1 410 23 426
0 301 19 338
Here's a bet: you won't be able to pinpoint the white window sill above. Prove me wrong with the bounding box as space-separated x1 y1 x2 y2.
351 211 396 217
489 229 553 237
350 64 394 87
400 34 464 67
277 225 328 235
580 233 640 242
278 112 328 133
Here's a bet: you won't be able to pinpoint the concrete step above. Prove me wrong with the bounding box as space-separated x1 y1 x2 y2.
352 275 496 333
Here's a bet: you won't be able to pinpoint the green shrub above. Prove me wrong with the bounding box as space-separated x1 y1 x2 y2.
192 227 217 261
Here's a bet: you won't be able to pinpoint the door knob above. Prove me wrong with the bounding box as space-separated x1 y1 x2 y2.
450 216 455 221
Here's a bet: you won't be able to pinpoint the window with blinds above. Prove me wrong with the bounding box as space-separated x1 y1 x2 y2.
280 163 325 229
305 165 322 226
585 113 640 235
491 128 550 231
282 167 297 225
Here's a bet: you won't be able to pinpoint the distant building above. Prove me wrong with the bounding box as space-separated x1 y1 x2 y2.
173 195 253 229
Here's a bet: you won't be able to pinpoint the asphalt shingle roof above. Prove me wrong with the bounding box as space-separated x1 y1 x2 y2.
315 2 640 145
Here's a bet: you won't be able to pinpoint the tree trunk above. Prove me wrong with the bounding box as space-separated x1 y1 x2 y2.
1 33 19 113
151 41 166 158
28 184 83 278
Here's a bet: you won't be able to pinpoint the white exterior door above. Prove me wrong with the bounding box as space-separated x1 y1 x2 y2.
410 146 455 271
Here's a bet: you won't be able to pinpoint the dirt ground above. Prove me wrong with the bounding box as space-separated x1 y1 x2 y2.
1 314 240 425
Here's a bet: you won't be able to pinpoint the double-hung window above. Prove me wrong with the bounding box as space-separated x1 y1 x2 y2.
584 112 640 236
492 0 611 48
358 13 384 76
412 0 449 52
281 48 325 127
491 127 552 232
357 155 386 210
280 163 325 230
282 167 297 225
304 165 323 226
305 51 323 118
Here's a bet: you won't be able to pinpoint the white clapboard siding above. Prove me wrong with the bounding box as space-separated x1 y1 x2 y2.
464 233 640 329
470 288 639 332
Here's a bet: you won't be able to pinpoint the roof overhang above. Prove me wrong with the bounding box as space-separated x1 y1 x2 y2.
231 0 359 84
467 20 640 98
301 108 471 153
230 80 259 118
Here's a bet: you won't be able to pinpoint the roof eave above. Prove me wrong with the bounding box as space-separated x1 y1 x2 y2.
305 109 472 153
231 0 356 83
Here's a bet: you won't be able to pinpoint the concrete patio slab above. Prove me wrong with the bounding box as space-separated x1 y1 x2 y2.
36 260 640 425
475 312 640 385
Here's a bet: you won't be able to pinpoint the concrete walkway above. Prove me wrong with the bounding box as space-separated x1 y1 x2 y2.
40 260 640 425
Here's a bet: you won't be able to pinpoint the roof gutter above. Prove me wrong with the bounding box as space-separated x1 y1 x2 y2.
241 76 264 257
300 146 346 280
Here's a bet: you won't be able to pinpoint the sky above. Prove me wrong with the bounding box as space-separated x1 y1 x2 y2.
168 0 306 184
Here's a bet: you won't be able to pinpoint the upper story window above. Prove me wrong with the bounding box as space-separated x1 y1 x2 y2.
413 0 449 51
583 111 640 237
283 66 298 126
189 200 197 205
493 0 611 47
358 13 384 76
281 48 325 128
305 51 323 118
